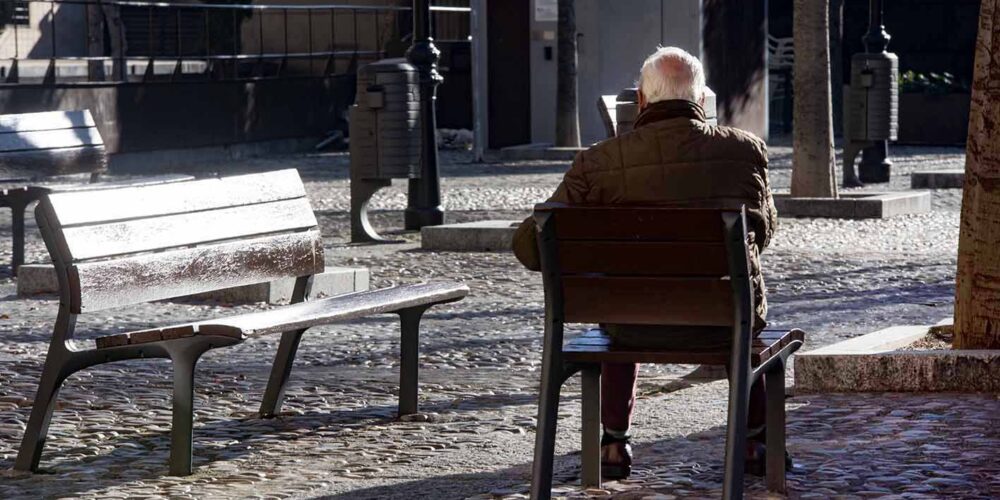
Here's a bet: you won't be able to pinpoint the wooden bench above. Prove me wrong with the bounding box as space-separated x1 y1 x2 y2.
527 204 804 500
14 169 469 476
0 110 190 274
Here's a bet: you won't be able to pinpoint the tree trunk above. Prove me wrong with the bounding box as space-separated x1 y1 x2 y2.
955 0 1000 349
790 0 838 198
100 2 128 81
555 0 580 147
86 3 106 81
829 0 844 135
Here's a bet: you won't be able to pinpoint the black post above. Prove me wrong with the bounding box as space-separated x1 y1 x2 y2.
404 0 445 230
858 0 892 182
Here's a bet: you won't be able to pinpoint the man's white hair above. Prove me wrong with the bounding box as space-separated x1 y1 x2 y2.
638 46 706 104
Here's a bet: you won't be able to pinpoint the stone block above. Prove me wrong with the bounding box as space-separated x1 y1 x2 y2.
773 191 931 219
794 325 1000 393
911 169 965 189
495 144 584 162
421 220 519 252
17 264 369 304
15 264 59 296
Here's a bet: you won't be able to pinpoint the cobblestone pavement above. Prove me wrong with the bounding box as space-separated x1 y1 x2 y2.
1 142 994 499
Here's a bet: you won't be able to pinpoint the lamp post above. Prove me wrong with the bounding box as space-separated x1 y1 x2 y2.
858 0 893 183
404 0 445 230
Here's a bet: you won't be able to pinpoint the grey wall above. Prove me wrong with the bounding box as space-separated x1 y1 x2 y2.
529 0 704 146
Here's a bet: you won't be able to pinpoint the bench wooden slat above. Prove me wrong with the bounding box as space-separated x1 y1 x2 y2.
45 169 305 226
0 110 96 133
562 275 734 326
563 329 804 366
68 229 324 313
39 174 194 193
95 324 197 349
540 205 727 242
0 147 107 179
558 241 728 276
198 282 470 338
0 128 104 152
62 197 318 261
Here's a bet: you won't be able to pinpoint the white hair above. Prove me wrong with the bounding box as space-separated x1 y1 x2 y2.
638 46 706 104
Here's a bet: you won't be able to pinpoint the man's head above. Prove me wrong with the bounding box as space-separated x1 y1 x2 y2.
637 47 705 110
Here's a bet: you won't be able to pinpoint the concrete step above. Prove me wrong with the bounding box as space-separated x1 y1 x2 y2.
911 169 964 189
794 324 1000 393
774 191 931 218
17 264 369 304
421 220 519 252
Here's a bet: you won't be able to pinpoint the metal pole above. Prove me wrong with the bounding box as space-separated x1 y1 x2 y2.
858 0 892 183
404 0 445 230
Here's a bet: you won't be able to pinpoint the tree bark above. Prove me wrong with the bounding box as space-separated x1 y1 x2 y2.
100 2 128 81
86 3 106 81
555 0 580 147
790 0 838 198
955 0 1000 349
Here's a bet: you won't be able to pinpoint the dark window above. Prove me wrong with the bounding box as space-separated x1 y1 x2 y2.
12 1 29 26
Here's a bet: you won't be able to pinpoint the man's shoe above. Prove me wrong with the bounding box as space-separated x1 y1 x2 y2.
600 433 633 480
744 440 793 476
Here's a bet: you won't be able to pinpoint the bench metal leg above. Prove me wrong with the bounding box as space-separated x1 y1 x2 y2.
530 363 565 500
765 363 788 494
10 199 28 275
13 361 68 472
165 343 212 476
580 365 602 488
259 329 307 418
398 306 428 416
722 357 751 500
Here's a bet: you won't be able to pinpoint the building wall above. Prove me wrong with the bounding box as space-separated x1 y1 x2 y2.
529 0 705 146
0 1 86 60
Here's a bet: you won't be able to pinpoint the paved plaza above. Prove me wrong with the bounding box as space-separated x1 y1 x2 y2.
1 142 997 499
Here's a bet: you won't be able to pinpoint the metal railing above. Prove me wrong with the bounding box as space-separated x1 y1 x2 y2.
0 0 469 84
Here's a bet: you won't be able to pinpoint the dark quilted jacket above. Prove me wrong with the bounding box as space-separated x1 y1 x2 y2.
512 99 777 331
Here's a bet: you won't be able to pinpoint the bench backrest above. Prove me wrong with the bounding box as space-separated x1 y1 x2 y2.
36 169 325 314
533 204 752 328
0 110 107 180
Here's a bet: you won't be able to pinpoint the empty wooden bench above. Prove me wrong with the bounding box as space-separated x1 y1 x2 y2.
14 169 469 476
527 204 804 500
0 110 190 273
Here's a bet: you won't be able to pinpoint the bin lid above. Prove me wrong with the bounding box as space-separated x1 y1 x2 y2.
363 58 417 73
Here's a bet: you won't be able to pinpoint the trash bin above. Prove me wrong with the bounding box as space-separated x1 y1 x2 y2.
349 58 423 243
350 58 422 180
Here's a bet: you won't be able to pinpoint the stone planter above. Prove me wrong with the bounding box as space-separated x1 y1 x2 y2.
897 92 970 145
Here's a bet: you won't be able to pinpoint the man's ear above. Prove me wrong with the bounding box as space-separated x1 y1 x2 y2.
637 88 647 110
698 92 705 107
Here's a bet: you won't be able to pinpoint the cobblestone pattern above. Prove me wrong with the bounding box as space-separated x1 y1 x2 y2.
0 144 991 499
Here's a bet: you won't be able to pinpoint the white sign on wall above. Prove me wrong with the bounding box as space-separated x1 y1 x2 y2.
535 0 558 22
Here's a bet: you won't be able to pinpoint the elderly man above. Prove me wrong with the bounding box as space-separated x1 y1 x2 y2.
513 47 778 479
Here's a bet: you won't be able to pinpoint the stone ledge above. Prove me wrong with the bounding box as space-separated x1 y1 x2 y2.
493 144 585 162
911 169 965 189
795 325 1000 393
774 191 931 219
421 220 518 252
16 264 369 304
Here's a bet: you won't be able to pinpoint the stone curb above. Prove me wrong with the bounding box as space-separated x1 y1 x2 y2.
795 325 1000 393
492 144 585 162
774 191 931 218
911 169 965 189
421 220 518 252
16 264 369 304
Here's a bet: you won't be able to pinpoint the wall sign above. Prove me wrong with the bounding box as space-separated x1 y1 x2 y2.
535 0 557 22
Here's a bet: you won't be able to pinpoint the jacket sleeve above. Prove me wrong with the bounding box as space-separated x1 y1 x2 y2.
750 143 778 252
512 154 589 271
